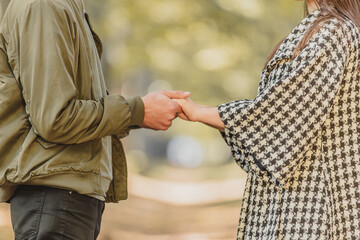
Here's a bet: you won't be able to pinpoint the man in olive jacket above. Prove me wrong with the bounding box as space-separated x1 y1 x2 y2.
0 0 189 239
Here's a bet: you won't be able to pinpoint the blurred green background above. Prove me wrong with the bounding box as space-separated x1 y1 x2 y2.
0 0 304 239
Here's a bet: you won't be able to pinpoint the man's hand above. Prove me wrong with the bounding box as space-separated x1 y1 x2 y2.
141 90 190 131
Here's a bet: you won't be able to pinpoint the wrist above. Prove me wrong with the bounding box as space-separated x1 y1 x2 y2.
193 106 209 122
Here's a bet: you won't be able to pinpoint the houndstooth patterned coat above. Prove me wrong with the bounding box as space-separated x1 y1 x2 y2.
219 9 360 240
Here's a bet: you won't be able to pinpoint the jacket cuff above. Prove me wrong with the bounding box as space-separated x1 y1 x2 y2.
126 96 144 126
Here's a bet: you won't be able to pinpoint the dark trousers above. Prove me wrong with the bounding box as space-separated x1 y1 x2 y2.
10 185 105 240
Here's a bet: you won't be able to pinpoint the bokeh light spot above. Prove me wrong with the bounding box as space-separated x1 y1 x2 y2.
167 136 204 168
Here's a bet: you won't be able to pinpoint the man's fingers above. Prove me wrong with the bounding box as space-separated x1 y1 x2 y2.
162 90 191 99
173 99 185 105
169 100 183 114
175 104 183 114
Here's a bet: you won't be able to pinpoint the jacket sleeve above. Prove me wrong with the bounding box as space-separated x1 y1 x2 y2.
12 1 144 144
218 20 351 187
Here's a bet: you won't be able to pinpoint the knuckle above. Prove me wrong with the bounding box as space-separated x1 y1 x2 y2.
169 113 177 119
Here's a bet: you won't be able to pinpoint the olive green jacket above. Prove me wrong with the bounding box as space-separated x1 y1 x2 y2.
0 0 144 202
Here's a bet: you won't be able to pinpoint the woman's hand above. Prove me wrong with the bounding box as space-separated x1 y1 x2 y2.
174 98 225 132
173 98 208 122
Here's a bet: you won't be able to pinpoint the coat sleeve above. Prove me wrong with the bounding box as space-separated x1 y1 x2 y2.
11 1 144 144
218 20 350 187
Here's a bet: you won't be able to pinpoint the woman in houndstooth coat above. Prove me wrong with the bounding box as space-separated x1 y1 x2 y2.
176 0 360 239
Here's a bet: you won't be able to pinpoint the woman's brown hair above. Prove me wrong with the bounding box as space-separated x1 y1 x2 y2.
264 0 360 68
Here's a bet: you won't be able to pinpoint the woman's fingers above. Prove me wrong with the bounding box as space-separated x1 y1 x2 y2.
173 99 197 121
177 112 190 121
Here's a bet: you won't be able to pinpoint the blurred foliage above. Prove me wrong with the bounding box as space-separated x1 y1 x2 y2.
85 0 303 102
83 0 305 176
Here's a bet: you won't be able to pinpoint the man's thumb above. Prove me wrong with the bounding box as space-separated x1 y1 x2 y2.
162 90 191 99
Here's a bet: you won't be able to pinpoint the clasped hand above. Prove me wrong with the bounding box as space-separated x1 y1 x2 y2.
141 90 225 132
141 90 190 131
